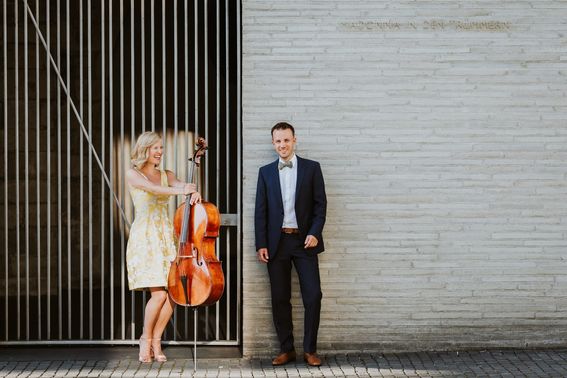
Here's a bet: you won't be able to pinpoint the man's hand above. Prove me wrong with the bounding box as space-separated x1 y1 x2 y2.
304 235 318 249
257 248 269 263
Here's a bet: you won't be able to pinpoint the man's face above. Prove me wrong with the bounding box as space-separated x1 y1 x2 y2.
272 128 296 161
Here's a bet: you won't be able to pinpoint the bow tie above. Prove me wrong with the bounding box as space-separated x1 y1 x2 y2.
278 160 293 170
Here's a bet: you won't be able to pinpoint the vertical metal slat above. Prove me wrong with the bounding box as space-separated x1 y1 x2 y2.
100 0 106 340
161 0 166 153
151 0 154 132
141 0 145 132
130 0 136 340
204 0 209 194
173 0 177 177
236 0 242 344
109 0 114 340
66 0 71 339
15 0 21 341
56 0 62 340
215 0 221 341
203 0 211 341
171 0 178 340
46 0 51 341
194 0 198 140
119 0 125 341
79 0 85 339
225 0 231 341
24 0 30 341
193 0 200 340
183 2 189 154
3 0 9 342
34 0 41 340
88 0 93 340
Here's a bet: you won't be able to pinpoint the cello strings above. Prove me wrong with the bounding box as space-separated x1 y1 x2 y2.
22 0 131 229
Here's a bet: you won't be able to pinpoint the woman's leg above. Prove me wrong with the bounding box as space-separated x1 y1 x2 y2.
139 288 168 361
151 294 175 360
143 288 168 336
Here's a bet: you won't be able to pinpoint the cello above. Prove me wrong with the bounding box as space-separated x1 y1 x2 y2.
168 137 224 307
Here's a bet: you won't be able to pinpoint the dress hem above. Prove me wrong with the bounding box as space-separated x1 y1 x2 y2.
129 283 168 291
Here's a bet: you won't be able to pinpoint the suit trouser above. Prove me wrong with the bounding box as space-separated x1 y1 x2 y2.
267 232 322 353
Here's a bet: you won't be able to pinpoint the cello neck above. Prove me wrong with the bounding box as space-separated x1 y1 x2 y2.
179 138 207 244
179 160 196 244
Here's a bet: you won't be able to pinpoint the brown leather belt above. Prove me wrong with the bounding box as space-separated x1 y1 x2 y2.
281 228 300 234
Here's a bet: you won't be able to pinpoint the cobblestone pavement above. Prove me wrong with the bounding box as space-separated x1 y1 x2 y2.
1 349 566 377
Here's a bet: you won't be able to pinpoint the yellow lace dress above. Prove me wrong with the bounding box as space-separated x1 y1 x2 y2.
126 169 177 290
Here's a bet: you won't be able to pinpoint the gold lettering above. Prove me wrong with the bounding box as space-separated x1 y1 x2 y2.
339 19 511 32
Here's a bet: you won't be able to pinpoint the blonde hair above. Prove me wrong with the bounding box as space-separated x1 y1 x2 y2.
131 131 162 169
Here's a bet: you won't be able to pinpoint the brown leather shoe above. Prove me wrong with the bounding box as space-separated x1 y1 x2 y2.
272 351 296 366
303 352 322 366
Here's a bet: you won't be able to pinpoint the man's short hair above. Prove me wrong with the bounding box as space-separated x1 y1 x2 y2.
271 122 295 137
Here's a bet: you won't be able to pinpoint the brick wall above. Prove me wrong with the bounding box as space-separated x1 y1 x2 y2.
242 0 567 356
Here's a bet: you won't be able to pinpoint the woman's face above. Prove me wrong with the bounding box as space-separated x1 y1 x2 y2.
146 139 163 167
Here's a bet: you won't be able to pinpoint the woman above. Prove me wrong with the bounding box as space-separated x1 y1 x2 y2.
126 131 201 363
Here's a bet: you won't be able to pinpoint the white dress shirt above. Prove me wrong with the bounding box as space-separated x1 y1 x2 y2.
279 154 298 228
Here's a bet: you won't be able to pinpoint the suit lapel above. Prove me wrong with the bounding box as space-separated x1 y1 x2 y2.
270 160 284 209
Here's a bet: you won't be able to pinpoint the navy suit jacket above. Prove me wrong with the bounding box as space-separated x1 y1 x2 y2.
255 156 327 258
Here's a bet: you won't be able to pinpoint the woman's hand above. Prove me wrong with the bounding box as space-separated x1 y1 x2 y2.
189 191 202 205
183 183 197 196
182 183 201 204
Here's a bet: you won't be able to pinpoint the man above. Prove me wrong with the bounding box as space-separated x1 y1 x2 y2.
254 122 327 367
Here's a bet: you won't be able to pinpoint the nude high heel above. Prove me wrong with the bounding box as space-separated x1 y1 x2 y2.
138 336 153 363
151 338 167 362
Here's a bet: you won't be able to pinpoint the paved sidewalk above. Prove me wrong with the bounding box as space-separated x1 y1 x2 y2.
1 348 566 377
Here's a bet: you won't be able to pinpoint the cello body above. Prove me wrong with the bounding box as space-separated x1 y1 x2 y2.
167 138 225 307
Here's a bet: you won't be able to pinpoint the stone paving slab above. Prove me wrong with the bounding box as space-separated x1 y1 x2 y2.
1 349 566 377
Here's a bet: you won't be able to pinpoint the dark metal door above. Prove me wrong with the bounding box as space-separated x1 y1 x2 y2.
0 0 241 346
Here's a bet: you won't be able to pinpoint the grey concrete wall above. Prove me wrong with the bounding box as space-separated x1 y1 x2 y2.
242 0 567 356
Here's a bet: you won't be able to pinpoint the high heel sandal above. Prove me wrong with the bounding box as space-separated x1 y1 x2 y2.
138 336 153 363
151 338 167 362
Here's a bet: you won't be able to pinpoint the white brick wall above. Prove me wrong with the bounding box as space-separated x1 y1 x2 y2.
242 0 567 356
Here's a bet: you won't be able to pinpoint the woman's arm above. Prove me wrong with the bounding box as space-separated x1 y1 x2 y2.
126 169 192 196
165 170 186 188
165 169 202 205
